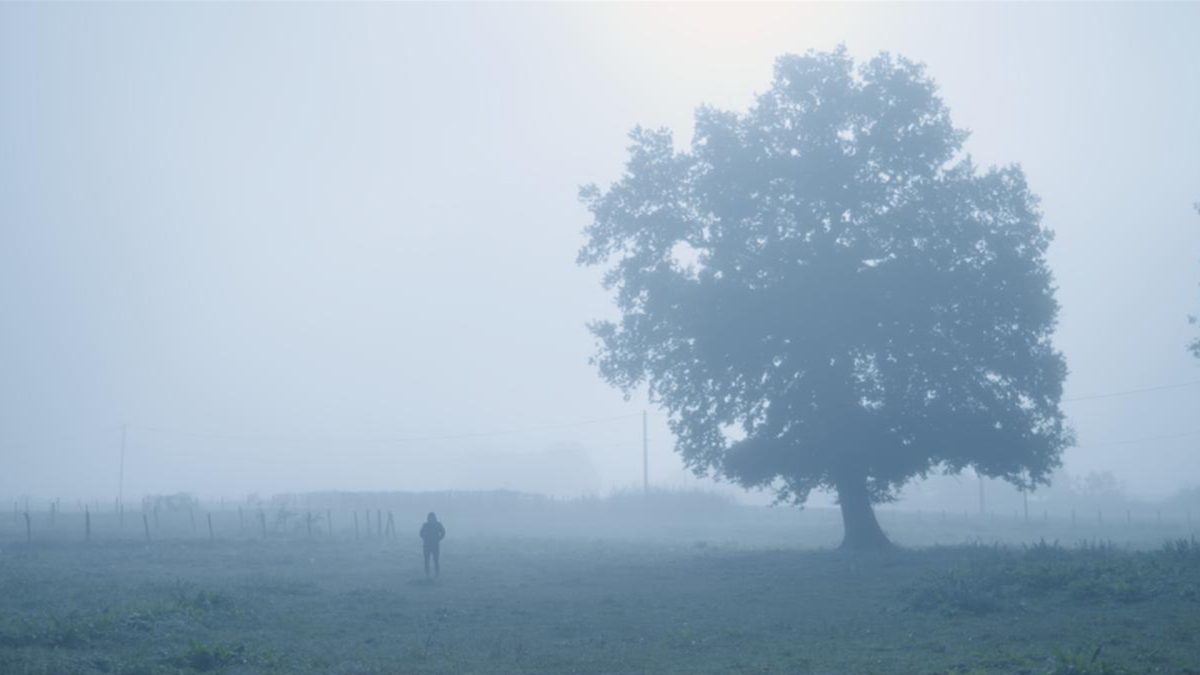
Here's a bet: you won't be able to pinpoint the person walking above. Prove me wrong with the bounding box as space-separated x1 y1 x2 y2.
419 512 446 578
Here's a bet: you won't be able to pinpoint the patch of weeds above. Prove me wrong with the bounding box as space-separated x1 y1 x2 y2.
406 609 451 662
256 646 286 671
1049 646 1126 675
666 623 697 649
1065 574 1146 604
112 657 161 675
174 588 235 616
44 610 95 647
0 610 112 649
905 566 1003 616
156 579 236 624
121 609 162 632
1159 537 1199 560
171 641 248 672
0 619 36 648
239 574 320 597
908 539 1200 615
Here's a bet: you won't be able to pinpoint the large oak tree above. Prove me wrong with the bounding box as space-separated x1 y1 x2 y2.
577 49 1072 549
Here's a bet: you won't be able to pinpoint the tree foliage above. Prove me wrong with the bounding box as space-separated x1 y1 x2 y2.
577 49 1072 529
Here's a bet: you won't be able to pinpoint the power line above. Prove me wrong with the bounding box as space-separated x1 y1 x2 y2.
1075 429 1200 449
1065 379 1200 402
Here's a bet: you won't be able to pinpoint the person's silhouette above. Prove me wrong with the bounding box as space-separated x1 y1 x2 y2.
419 512 446 578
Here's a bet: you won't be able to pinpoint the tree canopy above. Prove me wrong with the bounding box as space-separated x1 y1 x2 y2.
577 48 1073 548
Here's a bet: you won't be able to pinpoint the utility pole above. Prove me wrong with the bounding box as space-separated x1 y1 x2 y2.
118 423 127 526
1022 470 1029 523
642 410 648 497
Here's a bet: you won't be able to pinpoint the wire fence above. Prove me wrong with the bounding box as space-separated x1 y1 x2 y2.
3 491 1195 550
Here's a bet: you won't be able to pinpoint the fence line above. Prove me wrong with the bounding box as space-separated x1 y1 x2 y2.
2 493 1197 547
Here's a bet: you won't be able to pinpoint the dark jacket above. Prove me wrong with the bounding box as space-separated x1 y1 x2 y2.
420 521 445 547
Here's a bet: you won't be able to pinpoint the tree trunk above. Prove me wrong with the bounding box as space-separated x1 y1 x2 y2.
835 474 892 551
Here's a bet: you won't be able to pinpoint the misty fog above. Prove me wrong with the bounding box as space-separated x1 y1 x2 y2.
5 5 1200 675
2 4 1199 508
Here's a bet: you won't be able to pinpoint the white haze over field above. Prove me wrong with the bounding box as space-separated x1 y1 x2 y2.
1 3 1198 503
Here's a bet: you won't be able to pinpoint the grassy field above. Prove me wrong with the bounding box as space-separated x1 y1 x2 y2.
1 499 1198 675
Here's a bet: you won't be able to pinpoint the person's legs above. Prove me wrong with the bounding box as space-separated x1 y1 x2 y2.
432 545 440 577
423 546 432 577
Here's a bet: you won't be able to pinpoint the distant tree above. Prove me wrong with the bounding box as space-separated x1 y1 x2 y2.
577 48 1072 549
1072 470 1126 502
1164 484 1200 511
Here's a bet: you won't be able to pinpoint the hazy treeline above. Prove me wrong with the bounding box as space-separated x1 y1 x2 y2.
901 470 1200 518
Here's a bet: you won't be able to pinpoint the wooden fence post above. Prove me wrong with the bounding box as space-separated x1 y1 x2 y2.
143 513 151 543
326 509 332 536
386 511 395 537
259 510 267 539
207 513 214 541
23 511 31 544
354 511 360 540
85 505 91 543
376 510 382 536
51 501 56 527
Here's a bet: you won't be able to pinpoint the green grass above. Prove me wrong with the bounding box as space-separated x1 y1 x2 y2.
1 534 1198 674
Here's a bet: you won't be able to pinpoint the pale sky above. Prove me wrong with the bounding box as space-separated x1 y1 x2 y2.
2 2 1198 502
